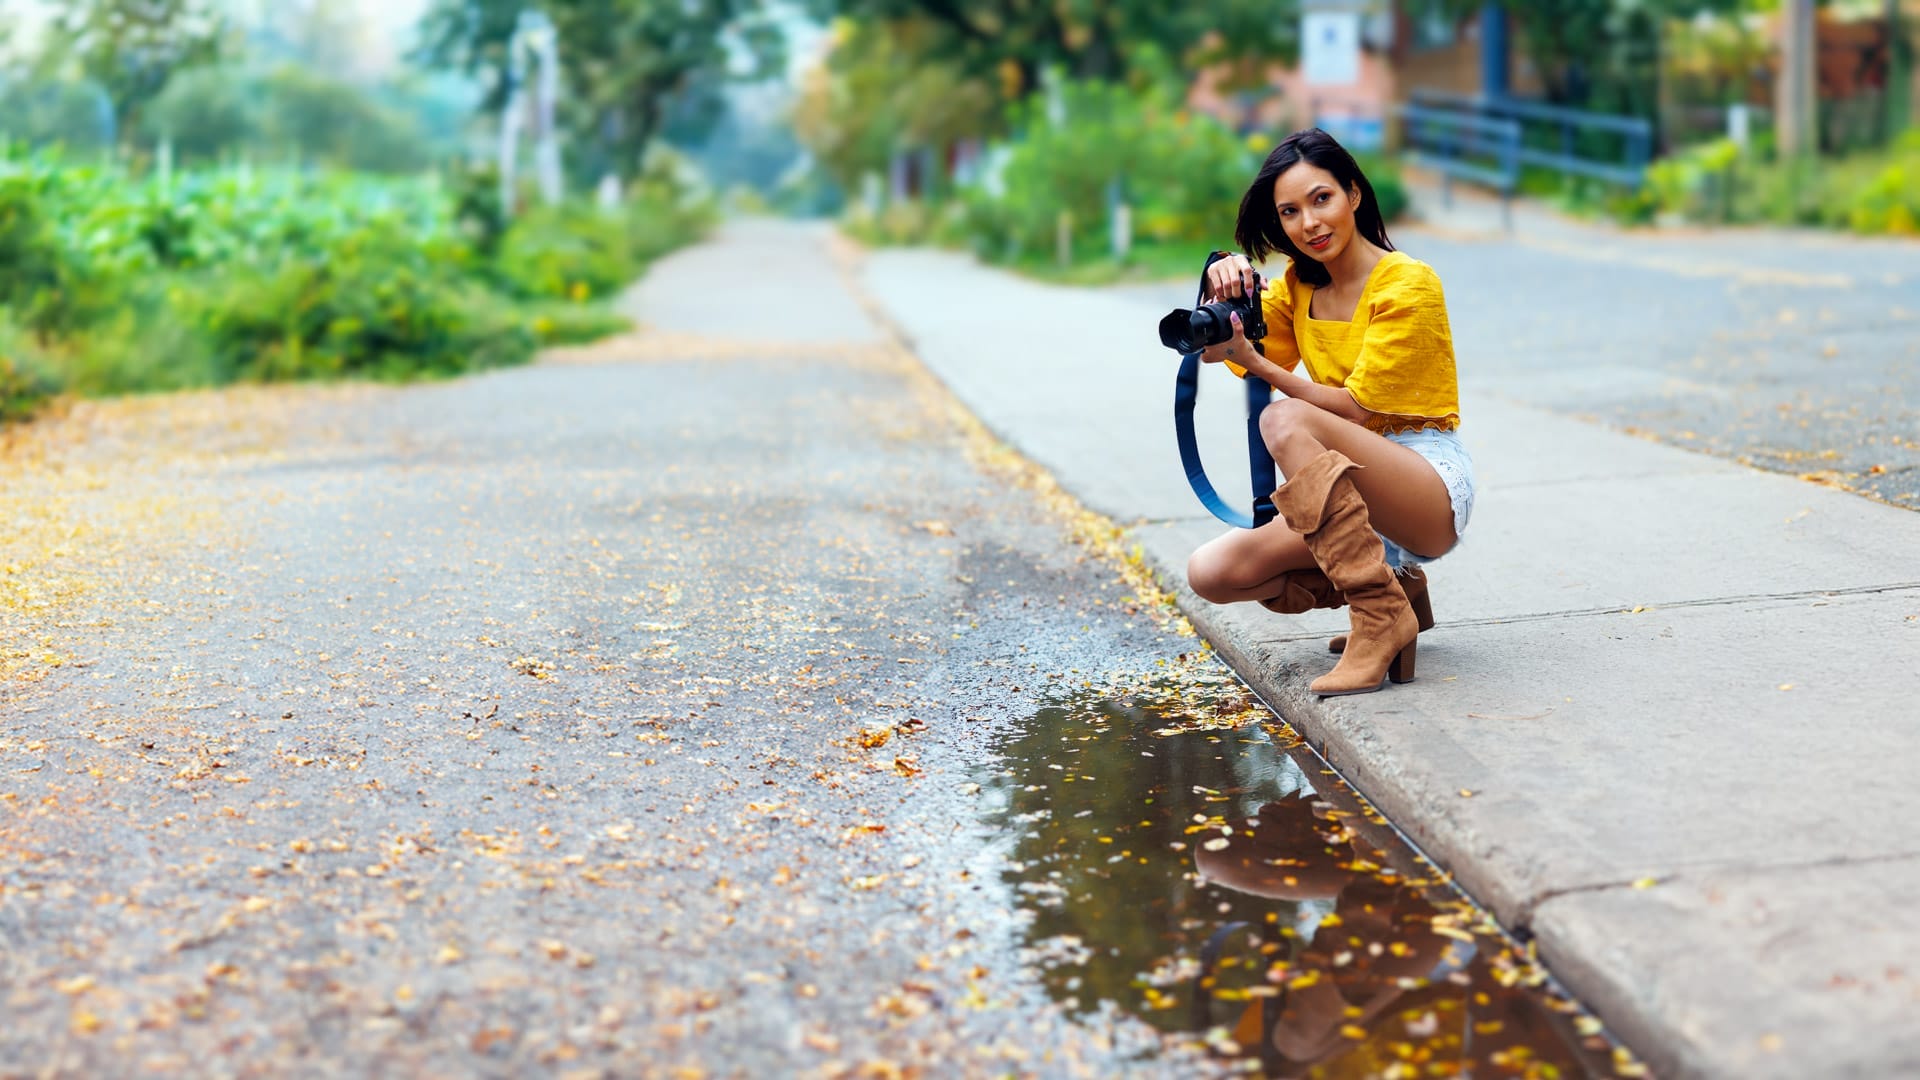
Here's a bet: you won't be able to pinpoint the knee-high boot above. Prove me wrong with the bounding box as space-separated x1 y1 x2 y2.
1269 451 1418 696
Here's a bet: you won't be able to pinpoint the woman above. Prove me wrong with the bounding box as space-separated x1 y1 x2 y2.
1185 128 1474 697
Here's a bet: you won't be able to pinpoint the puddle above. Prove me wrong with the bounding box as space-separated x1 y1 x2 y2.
977 687 1641 1078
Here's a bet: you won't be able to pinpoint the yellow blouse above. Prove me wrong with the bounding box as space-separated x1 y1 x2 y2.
1225 251 1461 435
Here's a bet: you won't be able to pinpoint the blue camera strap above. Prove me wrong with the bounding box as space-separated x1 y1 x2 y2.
1174 251 1278 530
1174 354 1276 529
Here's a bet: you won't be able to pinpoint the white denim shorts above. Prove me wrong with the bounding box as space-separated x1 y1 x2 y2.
1378 428 1476 571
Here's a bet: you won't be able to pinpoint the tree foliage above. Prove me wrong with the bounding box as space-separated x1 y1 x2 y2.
791 19 1000 190
802 0 1300 95
36 0 227 142
416 0 784 181
1441 0 1744 111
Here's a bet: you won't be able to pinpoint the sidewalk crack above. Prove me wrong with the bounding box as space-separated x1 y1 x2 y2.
1250 580 1920 644
1520 848 1920 928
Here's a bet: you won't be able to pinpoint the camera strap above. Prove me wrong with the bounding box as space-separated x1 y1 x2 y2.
1174 253 1277 530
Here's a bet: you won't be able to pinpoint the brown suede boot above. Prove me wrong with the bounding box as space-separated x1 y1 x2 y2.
1258 568 1343 616
1270 451 1419 697
1329 567 1433 653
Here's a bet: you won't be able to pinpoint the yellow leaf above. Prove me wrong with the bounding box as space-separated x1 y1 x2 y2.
56 975 95 995
1631 877 1658 890
1339 1024 1368 1040
1458 788 1474 798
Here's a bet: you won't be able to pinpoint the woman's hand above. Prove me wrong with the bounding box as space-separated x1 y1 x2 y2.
1199 311 1252 367
1205 253 1258 301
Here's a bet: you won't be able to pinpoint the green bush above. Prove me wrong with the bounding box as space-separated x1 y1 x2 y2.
494 194 713 301
187 230 533 381
0 149 713 425
0 314 60 421
0 168 111 338
1354 153 1409 225
847 87 1411 280
1635 134 1920 234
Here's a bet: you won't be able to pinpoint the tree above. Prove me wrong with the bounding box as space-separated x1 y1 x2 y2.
37 0 226 145
138 66 256 160
1444 0 1742 113
791 18 1000 191
802 0 1301 98
417 0 785 183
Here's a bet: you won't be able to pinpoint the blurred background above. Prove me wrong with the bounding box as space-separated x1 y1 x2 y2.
2 0 1916 421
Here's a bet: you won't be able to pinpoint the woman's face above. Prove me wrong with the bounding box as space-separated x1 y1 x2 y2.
1272 162 1361 264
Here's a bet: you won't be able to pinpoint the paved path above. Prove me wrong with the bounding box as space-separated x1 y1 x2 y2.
0 221 1216 1076
863 210 1920 1078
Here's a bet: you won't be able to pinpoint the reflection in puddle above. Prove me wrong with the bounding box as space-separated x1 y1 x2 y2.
979 689 1639 1078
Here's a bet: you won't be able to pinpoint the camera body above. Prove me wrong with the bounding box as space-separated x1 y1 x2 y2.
1158 261 1268 356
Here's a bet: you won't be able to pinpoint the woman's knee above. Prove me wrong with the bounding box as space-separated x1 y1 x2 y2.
1185 545 1233 603
1258 397 1320 450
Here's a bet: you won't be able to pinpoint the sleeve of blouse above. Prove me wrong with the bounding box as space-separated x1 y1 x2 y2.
1223 268 1301 380
1343 261 1459 421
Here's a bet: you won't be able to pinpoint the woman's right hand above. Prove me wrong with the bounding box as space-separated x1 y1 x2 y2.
1205 253 1258 301
1199 311 1251 367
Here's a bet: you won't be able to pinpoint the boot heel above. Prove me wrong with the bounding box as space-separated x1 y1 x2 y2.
1388 640 1417 684
1410 587 1435 632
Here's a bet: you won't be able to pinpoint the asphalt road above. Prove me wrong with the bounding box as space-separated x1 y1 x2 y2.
0 228 1214 1077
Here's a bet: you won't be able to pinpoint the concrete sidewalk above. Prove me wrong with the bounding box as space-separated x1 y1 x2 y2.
859 236 1920 1077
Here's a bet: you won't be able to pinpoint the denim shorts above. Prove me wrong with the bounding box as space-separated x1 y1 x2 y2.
1378 428 1476 571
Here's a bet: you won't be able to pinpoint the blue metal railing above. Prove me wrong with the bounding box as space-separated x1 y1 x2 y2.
1400 104 1522 227
1411 89 1654 187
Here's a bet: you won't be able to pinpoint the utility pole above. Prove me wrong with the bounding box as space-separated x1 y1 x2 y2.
1776 0 1817 157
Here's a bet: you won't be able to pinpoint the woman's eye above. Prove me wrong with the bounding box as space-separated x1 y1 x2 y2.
1315 192 1329 204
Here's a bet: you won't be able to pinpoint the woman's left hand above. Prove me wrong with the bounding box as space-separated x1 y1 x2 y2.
1199 311 1252 367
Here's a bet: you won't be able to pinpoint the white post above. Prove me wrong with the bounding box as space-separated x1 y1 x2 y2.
499 9 564 216
530 15 563 204
157 135 173 195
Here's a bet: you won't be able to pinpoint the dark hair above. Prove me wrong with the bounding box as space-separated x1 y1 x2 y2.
1234 128 1393 288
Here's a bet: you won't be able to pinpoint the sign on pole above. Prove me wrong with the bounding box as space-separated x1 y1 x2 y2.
1301 10 1362 87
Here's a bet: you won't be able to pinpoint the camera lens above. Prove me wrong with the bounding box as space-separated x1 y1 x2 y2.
1189 306 1228 348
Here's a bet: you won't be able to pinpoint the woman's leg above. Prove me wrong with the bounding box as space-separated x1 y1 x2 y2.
1186 523 1318 605
1186 397 1454 608
1257 398 1455 558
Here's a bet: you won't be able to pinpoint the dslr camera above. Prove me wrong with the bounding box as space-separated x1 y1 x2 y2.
1158 256 1268 356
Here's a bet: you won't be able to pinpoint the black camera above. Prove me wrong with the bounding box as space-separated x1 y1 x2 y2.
1158 263 1267 356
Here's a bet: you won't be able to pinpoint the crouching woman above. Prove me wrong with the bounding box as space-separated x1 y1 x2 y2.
1185 128 1475 697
